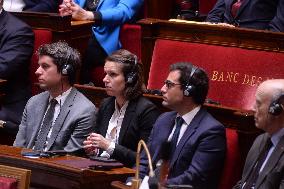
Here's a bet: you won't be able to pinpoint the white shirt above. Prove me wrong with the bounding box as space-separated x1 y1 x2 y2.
3 0 25 12
37 87 72 151
168 106 201 145
260 128 284 172
100 100 129 158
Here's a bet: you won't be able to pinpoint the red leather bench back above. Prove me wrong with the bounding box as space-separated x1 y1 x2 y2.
218 128 241 189
199 0 217 14
147 39 284 110
120 24 141 58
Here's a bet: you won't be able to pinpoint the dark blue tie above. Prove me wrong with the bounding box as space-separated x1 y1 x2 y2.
34 99 57 151
243 138 272 189
170 117 184 155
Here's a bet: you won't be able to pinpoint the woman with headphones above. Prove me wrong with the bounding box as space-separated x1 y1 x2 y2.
83 49 160 167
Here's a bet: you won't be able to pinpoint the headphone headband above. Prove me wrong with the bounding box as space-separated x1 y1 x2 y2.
125 55 138 85
183 65 198 97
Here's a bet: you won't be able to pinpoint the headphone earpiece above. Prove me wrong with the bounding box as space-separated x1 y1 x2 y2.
126 55 138 85
61 64 74 76
268 94 284 116
183 65 198 97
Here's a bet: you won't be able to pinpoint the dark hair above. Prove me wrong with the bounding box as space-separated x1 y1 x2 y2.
37 41 81 85
170 62 209 105
105 49 144 100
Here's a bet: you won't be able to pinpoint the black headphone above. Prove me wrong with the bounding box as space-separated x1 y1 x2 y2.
268 94 284 116
183 65 198 97
126 55 138 85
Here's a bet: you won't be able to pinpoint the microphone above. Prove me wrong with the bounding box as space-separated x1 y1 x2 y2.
148 141 171 189
158 141 171 186
148 175 159 189
131 140 155 189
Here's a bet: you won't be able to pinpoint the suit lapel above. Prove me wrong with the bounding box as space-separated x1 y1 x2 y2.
235 0 250 18
45 88 77 151
242 134 269 182
118 100 136 144
99 98 115 137
255 135 284 188
96 0 105 10
170 108 206 168
228 0 236 19
0 10 7 30
152 112 176 162
27 93 50 148
0 11 8 44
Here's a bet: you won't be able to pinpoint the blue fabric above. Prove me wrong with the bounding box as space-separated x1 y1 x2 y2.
92 0 143 55
74 0 86 8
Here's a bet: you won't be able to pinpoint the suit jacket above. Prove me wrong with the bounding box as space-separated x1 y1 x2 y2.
13 88 96 153
139 109 226 189
23 0 62 12
95 96 160 167
92 0 143 55
206 0 284 32
0 10 34 132
233 133 284 189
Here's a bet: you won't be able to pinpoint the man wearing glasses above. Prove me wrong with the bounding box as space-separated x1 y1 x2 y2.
139 62 226 189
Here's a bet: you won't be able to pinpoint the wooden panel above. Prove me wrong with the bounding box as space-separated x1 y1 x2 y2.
12 12 93 56
138 18 284 85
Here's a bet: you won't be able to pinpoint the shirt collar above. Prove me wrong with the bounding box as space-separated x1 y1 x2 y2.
271 128 284 147
49 87 72 106
114 99 129 113
177 106 201 125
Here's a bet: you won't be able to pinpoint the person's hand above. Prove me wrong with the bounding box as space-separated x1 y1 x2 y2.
69 1 94 21
85 133 111 151
59 0 94 21
83 134 99 156
59 0 73 17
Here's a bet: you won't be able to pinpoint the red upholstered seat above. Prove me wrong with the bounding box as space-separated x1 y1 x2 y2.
0 177 17 189
218 128 241 189
147 39 284 110
90 24 141 86
120 24 141 58
31 29 52 95
199 0 217 15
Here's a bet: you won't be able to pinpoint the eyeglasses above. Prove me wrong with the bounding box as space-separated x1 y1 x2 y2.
164 80 182 89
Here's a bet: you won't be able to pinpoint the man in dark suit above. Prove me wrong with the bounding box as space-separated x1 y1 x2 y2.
14 42 96 153
0 0 34 134
23 0 62 12
206 0 284 32
139 63 226 189
233 79 284 189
